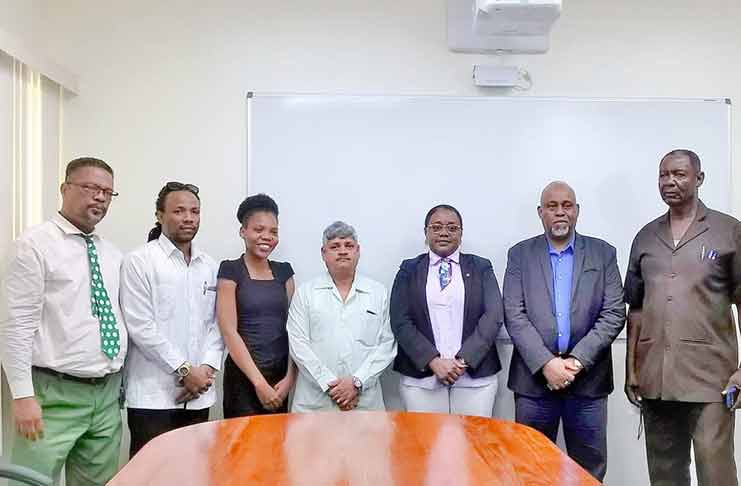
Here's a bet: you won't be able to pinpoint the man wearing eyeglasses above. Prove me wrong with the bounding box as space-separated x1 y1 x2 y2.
120 182 223 457
502 181 625 481
0 157 128 484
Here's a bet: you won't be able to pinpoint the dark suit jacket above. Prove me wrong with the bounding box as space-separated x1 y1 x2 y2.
390 252 504 379
503 233 625 398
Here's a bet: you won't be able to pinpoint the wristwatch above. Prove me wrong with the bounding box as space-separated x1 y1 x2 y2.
352 376 363 392
176 361 192 378
456 356 468 368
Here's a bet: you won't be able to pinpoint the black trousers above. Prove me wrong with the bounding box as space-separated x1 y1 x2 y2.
642 399 737 486
127 407 210 458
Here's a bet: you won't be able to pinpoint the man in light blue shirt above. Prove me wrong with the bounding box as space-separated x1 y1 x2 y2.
503 181 625 480
287 221 397 412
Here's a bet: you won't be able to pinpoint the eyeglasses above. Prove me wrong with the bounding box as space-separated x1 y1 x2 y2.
426 224 461 234
66 182 119 198
165 181 199 194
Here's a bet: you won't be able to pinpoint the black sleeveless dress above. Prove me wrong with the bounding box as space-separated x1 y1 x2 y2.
217 257 294 417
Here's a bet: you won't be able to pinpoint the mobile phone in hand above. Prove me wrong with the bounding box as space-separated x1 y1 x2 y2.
724 386 738 410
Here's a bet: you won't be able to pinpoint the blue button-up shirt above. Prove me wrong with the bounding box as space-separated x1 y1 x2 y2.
547 236 574 354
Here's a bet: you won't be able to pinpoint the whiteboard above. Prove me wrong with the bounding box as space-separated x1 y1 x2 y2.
247 94 731 290
246 94 734 486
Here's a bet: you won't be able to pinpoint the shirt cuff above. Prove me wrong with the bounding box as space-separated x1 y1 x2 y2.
201 350 224 371
317 370 338 392
568 351 588 371
9 377 35 400
165 353 188 374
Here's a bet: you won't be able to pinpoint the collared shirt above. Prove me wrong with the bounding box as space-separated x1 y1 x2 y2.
120 235 224 410
547 236 575 354
625 201 741 402
287 272 397 412
0 213 127 399
401 250 496 390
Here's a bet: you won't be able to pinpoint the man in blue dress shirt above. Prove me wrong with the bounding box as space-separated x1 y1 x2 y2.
502 181 625 480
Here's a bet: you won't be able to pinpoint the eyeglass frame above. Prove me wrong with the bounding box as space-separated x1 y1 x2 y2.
65 182 119 199
425 223 462 234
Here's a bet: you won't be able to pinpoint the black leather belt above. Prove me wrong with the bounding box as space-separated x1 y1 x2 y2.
33 366 119 385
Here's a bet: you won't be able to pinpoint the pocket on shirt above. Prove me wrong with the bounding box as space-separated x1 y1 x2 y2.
201 291 216 322
156 284 176 321
678 334 713 345
309 310 327 342
635 337 655 371
356 310 382 347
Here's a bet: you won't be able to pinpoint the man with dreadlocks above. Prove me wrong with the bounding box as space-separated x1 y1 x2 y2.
120 181 224 457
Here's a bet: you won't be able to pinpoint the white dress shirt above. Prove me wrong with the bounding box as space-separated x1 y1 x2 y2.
287 272 397 412
120 235 224 410
401 250 497 390
0 213 127 399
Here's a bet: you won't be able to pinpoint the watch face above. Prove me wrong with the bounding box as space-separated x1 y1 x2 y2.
177 365 190 377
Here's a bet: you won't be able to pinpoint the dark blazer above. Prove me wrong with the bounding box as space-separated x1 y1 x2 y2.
503 233 625 399
390 252 504 379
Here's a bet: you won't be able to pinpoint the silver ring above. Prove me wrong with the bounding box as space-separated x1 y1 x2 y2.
563 380 571 386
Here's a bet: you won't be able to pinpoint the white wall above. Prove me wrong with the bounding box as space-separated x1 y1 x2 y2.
0 0 42 45
37 0 741 258
6 0 741 483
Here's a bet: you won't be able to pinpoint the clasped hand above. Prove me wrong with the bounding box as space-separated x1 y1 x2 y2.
543 357 582 391
328 377 359 411
429 357 466 386
176 365 215 404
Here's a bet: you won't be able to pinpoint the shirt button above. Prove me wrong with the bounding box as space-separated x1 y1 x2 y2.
667 296 673 302
557 313 562 317
670 273 677 279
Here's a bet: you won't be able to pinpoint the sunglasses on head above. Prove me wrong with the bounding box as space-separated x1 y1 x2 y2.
164 181 199 194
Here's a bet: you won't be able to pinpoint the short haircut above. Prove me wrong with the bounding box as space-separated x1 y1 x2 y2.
661 149 702 173
322 221 357 245
65 157 114 180
236 193 279 225
424 204 463 228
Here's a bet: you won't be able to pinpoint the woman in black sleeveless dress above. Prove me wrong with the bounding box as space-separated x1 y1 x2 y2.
216 194 296 417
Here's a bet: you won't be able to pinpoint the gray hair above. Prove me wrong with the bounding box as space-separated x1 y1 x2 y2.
322 221 358 245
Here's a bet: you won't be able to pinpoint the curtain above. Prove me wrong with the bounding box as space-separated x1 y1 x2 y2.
0 50 65 455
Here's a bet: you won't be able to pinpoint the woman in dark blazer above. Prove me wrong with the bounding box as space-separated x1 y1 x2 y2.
390 204 504 416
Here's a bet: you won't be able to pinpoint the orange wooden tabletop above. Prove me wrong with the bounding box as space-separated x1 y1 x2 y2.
108 411 600 486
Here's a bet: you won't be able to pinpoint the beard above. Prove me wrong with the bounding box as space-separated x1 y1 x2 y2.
550 223 571 238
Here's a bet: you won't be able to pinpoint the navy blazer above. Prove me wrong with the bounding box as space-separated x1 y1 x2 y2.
389 252 504 379
503 233 626 398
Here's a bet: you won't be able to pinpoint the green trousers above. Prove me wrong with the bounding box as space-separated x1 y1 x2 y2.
11 368 123 486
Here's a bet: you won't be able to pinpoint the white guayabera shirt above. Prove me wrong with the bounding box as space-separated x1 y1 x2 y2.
287 272 397 412
120 235 224 410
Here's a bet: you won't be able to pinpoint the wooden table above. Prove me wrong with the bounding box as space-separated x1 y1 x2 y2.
109 411 600 486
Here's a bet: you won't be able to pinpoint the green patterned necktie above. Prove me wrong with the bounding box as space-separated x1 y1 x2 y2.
82 235 120 359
